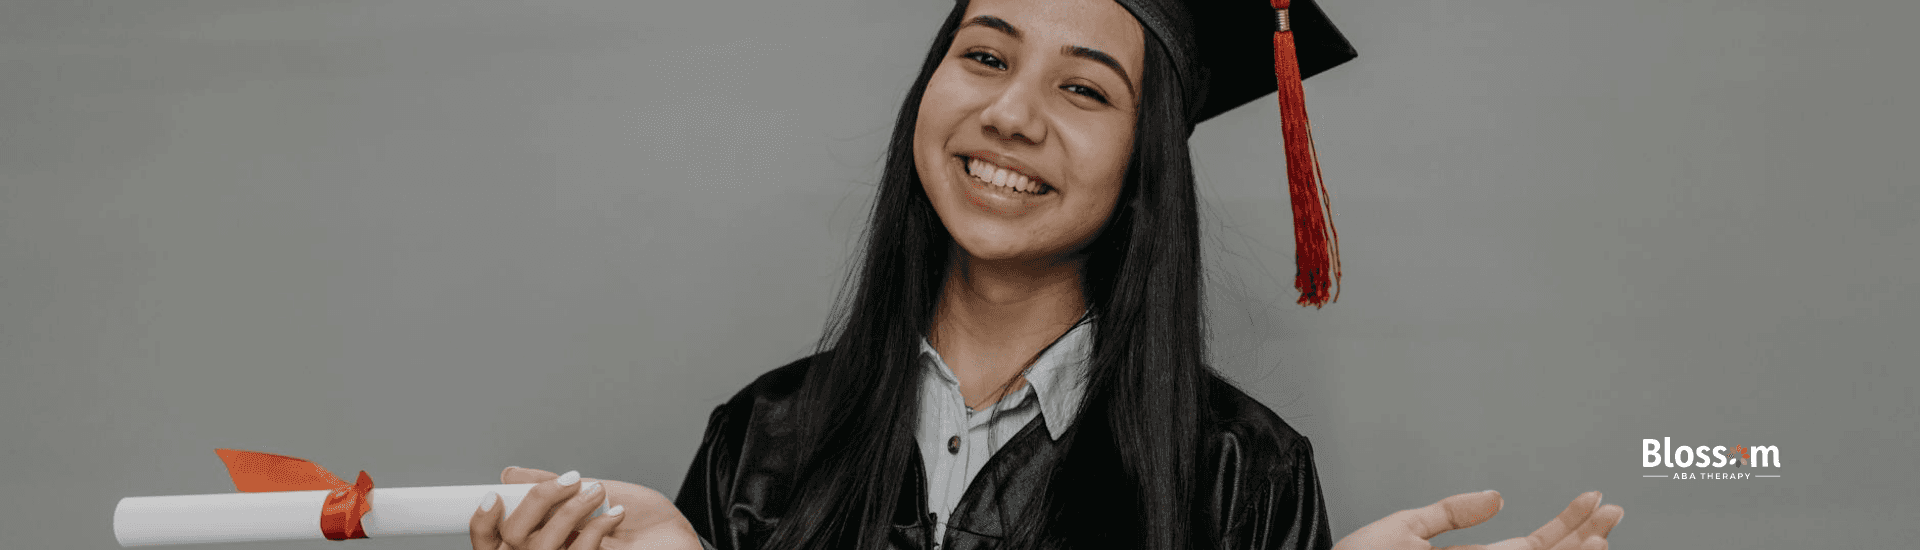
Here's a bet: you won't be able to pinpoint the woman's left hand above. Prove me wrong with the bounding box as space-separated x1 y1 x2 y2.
468 466 702 550
1333 490 1623 550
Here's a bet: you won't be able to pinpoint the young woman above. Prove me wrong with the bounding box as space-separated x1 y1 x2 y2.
469 0 1624 549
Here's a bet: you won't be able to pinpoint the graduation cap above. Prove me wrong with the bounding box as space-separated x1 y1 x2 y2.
1113 0 1357 307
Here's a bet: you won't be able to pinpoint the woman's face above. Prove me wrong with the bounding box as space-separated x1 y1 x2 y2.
914 0 1145 265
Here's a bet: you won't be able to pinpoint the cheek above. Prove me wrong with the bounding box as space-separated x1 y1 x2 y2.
913 68 968 182
916 67 972 138
1061 127 1134 244
1072 128 1134 204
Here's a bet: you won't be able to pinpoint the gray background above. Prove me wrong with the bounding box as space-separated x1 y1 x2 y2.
3 0 1914 548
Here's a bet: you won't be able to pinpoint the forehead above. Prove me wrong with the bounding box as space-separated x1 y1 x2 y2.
959 0 1146 73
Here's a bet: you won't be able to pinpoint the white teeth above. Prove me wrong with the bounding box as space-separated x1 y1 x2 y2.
965 157 1044 194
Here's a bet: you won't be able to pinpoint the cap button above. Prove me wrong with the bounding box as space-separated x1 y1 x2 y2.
947 435 961 454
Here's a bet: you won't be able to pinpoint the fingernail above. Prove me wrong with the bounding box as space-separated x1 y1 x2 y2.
1595 492 1603 506
557 470 580 486
579 481 602 497
605 505 625 516
477 491 497 512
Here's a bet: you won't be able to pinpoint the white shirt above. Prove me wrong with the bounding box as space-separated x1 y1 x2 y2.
914 319 1094 547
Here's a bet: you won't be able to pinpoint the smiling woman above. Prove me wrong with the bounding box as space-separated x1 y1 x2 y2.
462 1 1627 549
916 6 1141 259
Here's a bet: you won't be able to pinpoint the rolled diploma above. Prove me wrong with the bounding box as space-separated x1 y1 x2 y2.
114 483 608 547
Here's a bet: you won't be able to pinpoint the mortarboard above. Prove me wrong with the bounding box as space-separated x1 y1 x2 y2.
1112 0 1358 307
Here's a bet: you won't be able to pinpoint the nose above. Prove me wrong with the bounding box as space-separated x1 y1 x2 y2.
978 80 1047 145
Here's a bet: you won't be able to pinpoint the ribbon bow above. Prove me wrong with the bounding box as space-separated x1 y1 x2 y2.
214 449 375 541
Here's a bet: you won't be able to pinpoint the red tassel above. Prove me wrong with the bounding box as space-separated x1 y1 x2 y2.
1272 0 1340 308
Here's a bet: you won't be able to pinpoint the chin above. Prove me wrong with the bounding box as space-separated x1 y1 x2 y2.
947 227 1026 262
948 227 1080 267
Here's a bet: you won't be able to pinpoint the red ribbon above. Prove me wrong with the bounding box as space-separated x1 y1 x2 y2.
1272 0 1341 308
214 449 374 541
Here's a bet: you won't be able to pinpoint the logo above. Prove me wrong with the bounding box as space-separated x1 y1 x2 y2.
1641 437 1782 480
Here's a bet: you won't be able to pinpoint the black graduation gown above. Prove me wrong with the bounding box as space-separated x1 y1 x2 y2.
673 355 1336 550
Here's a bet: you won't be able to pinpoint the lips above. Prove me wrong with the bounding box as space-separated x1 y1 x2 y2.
959 154 1052 195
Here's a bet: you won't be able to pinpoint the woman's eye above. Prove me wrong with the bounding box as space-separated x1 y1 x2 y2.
963 51 1007 70
1063 84 1109 105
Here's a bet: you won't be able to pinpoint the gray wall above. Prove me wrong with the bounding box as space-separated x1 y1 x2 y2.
3 1 1914 548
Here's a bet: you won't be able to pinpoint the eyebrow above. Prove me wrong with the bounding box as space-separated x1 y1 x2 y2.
959 15 1136 100
961 15 1021 39
1062 45 1135 99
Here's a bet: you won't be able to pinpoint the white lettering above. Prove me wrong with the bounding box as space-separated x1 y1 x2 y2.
1639 438 1785 471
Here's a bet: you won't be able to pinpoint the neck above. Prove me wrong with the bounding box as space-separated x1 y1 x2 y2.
928 250 1087 409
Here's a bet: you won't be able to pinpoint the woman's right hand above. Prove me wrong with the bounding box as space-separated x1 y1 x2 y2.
469 466 703 550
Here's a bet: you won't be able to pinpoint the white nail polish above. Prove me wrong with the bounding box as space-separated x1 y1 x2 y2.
580 481 601 497
605 505 625 516
477 491 497 512
557 470 580 486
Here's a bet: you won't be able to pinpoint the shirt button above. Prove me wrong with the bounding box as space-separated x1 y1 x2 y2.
947 435 961 454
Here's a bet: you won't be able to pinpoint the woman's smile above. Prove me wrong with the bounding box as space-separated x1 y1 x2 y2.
963 152 1052 196
953 151 1057 216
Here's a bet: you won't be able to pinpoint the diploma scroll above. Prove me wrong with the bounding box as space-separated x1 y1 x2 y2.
113 483 609 547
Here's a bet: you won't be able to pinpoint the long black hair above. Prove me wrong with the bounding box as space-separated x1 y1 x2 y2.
766 2 1211 548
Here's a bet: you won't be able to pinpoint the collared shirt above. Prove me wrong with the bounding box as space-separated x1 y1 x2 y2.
914 319 1094 547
